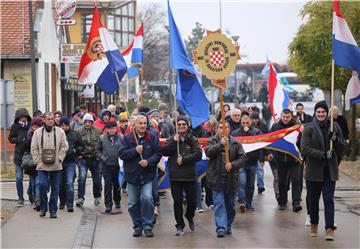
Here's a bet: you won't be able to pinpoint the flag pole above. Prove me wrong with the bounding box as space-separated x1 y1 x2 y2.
140 70 144 105
330 59 335 152
173 69 180 156
116 72 144 160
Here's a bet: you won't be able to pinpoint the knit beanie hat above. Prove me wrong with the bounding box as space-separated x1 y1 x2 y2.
59 117 70 126
106 118 117 128
30 116 42 127
314 100 329 114
177 115 189 126
83 113 94 123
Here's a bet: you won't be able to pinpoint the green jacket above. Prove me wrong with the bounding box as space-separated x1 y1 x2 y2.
77 125 101 159
205 134 246 193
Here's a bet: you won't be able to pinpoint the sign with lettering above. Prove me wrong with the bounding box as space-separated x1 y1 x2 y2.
61 44 86 63
55 0 76 19
194 32 239 85
63 79 85 91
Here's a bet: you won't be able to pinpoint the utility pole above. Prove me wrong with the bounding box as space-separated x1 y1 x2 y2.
29 0 38 112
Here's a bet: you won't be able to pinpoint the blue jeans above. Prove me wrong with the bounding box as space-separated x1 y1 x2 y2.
15 164 24 200
38 170 62 213
127 181 154 231
212 176 236 233
29 175 40 202
237 165 257 208
256 161 264 188
77 158 101 199
196 179 203 209
60 163 76 208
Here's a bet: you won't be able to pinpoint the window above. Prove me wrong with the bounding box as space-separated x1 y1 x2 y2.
81 14 93 43
107 1 135 47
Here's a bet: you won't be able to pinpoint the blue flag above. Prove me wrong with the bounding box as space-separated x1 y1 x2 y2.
168 1 210 128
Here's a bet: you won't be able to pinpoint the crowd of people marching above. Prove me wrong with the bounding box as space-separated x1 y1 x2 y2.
9 100 349 240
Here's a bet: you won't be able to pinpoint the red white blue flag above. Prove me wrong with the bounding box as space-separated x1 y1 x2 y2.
332 0 360 73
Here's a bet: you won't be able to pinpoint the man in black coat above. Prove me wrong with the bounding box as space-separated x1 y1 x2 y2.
8 108 32 207
59 117 84 212
269 109 302 212
301 101 344 240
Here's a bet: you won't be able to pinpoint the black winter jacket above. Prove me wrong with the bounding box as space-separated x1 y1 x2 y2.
96 133 122 166
8 108 32 165
161 132 202 181
64 129 84 163
205 135 246 193
301 118 344 182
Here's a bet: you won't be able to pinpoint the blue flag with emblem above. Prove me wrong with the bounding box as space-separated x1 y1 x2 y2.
167 1 210 128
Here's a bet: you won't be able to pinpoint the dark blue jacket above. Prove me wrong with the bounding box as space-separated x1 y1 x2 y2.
118 130 161 185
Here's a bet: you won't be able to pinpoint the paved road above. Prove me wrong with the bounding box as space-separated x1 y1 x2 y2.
1 164 360 248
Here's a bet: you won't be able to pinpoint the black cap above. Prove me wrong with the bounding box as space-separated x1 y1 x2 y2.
314 100 329 114
105 120 117 128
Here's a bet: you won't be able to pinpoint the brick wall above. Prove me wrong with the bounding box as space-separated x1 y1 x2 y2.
0 0 41 56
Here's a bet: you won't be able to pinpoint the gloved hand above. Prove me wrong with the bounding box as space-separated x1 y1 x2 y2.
328 131 337 143
326 150 333 159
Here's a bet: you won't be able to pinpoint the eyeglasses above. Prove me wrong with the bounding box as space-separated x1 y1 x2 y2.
177 123 187 126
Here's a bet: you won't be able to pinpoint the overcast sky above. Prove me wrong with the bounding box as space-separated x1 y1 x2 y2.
138 0 307 64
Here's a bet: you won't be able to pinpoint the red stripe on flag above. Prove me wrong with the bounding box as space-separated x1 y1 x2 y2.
333 0 343 18
268 62 277 118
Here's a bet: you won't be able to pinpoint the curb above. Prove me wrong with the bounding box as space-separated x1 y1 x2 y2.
72 207 98 249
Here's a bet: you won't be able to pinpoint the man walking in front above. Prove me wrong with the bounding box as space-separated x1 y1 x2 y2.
119 114 161 237
205 122 246 237
31 112 68 218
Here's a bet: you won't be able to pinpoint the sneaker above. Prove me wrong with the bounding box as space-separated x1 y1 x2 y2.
122 188 127 194
59 203 65 210
115 203 121 209
133 230 142 237
305 215 311 226
208 205 214 210
144 229 153 237
239 203 246 213
16 199 24 207
333 223 337 230
325 228 335 241
94 198 100 206
258 186 265 194
159 192 167 199
226 229 232 235
67 207 74 213
174 228 184 236
196 207 204 213
188 219 195 231
76 198 84 207
293 205 302 213
50 213 57 218
39 210 46 217
154 206 159 216
279 204 287 210
217 231 225 238
105 207 112 213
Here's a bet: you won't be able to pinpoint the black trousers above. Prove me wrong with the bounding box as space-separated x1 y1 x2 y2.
170 181 196 229
306 169 336 229
277 161 301 206
102 165 121 208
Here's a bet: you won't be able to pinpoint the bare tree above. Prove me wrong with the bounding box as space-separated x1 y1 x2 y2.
138 3 169 81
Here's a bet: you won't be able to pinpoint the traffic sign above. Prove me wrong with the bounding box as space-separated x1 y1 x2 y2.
56 19 76 26
55 0 76 19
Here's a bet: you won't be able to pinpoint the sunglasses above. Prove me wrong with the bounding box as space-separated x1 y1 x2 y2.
177 123 187 126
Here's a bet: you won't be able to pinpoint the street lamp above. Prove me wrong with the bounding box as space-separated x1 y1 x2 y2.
231 35 239 106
